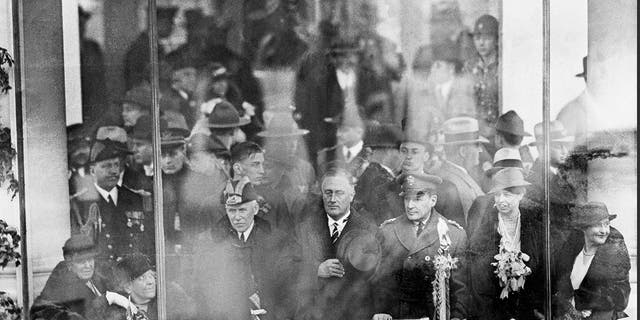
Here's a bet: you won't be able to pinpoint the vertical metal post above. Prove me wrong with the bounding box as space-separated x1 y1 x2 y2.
542 0 553 319
147 0 167 319
12 0 30 317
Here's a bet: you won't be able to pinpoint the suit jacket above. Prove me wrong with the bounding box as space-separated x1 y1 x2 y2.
371 210 468 319
353 162 395 225
193 216 301 320
371 170 468 230
466 203 546 320
433 160 485 225
552 228 630 320
73 185 153 261
32 260 109 317
296 198 377 320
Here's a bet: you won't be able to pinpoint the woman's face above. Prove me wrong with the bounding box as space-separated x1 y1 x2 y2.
128 270 157 304
584 218 610 247
494 189 524 214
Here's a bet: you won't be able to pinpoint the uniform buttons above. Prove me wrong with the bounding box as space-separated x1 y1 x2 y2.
105 234 110 238
107 244 113 249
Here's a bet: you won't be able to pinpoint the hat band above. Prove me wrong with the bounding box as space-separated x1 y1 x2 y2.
445 131 480 143
493 159 523 168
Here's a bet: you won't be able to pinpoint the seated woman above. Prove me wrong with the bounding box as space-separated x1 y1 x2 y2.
467 167 546 320
552 202 631 320
86 253 196 320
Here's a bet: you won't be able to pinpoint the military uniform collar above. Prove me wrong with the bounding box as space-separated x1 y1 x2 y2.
393 210 441 254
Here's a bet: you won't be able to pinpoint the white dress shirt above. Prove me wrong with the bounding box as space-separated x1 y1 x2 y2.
570 248 595 290
238 221 255 242
327 211 351 238
94 183 118 205
342 141 364 163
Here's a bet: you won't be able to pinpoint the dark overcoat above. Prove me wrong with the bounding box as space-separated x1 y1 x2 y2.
371 210 468 319
353 162 395 225
466 202 546 320
552 227 631 320
295 198 378 320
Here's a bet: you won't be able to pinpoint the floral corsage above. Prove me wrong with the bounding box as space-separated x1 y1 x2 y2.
491 244 532 299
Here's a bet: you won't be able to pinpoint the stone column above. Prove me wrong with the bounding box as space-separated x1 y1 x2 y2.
19 0 72 302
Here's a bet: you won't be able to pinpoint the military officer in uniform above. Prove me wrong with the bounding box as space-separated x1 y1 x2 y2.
371 172 468 320
73 139 154 261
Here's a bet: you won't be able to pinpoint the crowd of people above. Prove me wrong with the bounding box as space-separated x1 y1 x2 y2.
31 5 631 320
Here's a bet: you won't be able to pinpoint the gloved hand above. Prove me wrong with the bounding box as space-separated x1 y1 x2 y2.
105 291 138 314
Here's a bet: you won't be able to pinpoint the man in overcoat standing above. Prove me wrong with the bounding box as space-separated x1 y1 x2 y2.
371 172 468 320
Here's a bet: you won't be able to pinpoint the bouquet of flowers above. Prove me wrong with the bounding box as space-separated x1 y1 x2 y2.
0 291 21 320
491 244 532 299
430 218 460 320
0 220 20 269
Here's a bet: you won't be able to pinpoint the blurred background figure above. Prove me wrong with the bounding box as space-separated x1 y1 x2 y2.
556 56 596 146
78 6 106 128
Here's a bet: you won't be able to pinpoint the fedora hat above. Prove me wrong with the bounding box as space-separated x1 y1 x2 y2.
90 139 132 163
207 100 250 128
129 115 168 141
495 110 531 136
485 147 524 176
569 201 616 229
488 167 531 194
442 117 490 145
117 253 154 281
161 126 190 149
529 121 575 146
62 234 98 261
257 111 309 138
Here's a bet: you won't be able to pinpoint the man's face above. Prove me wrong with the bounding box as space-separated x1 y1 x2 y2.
234 153 265 185
262 158 286 186
128 270 157 304
226 201 258 233
68 256 95 280
403 192 437 221
173 67 198 93
337 126 363 148
161 147 186 174
92 157 121 190
211 78 228 96
550 141 571 167
122 103 145 127
321 175 355 219
157 18 175 39
131 139 153 165
400 142 429 173
473 33 497 58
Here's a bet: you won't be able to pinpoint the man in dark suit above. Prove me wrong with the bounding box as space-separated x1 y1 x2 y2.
316 116 367 176
194 178 301 320
296 167 379 320
73 139 153 261
228 141 293 232
371 172 468 320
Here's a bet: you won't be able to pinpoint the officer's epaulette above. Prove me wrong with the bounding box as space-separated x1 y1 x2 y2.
447 219 464 230
379 217 397 227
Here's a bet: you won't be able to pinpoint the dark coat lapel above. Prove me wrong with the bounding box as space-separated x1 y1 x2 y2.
392 211 440 254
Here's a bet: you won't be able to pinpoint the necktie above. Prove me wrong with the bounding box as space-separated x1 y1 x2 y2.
331 222 339 243
86 280 101 296
239 232 245 243
107 194 116 207
416 221 425 237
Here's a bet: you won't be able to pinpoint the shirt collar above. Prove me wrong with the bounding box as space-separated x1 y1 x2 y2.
117 170 124 187
94 183 118 205
238 221 255 242
343 140 364 161
327 210 351 228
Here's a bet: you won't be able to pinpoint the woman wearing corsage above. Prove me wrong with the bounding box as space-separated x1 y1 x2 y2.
552 202 631 320
467 167 546 320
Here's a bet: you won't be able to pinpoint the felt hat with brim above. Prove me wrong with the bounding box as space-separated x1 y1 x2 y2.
398 172 443 197
336 230 381 272
120 84 152 111
207 100 250 128
257 112 309 138
130 115 168 141
157 6 178 21
62 234 98 261
96 126 128 144
117 253 154 281
529 121 575 146
442 117 490 145
90 139 132 163
473 14 499 36
495 110 531 136
365 124 404 149
569 201 616 229
575 56 587 78
488 167 531 194
485 147 524 176
223 177 262 206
